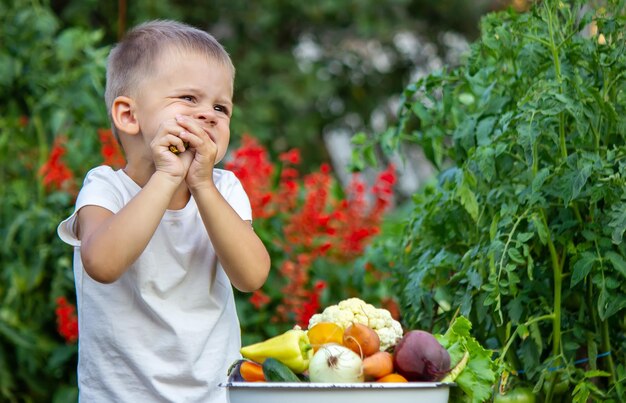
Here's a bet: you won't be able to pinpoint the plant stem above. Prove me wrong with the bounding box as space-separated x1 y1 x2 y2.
586 279 599 345
541 209 562 360
558 114 567 160
546 2 568 161
497 314 554 366
33 115 47 206
600 318 616 384
497 208 529 284
529 112 538 176
493 315 523 371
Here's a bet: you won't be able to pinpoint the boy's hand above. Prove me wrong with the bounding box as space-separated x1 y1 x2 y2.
151 118 194 181
174 115 219 190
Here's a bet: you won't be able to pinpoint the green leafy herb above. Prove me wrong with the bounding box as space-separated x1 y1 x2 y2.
437 316 497 403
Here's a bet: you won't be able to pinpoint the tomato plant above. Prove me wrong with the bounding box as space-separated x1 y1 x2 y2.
494 387 536 403
357 0 626 401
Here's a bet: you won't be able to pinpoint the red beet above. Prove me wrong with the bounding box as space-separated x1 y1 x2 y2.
393 330 451 381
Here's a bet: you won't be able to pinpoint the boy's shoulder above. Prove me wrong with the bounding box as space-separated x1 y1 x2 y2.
213 168 239 186
81 165 123 186
86 164 116 176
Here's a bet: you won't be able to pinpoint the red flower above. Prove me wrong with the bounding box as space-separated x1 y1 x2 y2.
226 137 397 327
371 164 397 213
297 280 327 327
279 149 301 165
226 135 275 218
38 136 75 194
55 296 78 343
249 290 271 309
98 128 125 168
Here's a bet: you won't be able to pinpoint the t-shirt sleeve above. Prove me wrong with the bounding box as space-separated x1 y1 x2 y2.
57 166 125 247
218 170 252 222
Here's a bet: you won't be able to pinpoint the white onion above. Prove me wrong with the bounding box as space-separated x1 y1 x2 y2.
308 343 364 383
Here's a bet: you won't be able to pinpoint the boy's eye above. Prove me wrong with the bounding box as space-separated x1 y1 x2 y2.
214 105 230 115
180 95 195 102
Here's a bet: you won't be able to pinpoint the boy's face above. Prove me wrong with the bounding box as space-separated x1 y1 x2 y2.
132 48 234 164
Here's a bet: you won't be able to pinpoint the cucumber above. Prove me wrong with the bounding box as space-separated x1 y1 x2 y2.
262 358 301 382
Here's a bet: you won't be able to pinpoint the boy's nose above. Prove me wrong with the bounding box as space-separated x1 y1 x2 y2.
194 109 217 125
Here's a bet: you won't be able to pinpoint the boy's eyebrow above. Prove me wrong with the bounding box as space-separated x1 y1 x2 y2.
174 87 233 105
214 96 233 106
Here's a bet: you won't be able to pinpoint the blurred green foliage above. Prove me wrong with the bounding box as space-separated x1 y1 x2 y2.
49 0 499 166
0 1 109 401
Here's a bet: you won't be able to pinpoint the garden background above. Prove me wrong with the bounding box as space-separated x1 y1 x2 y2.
1 0 625 402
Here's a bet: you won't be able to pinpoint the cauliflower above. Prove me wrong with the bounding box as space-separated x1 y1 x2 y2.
308 297 403 351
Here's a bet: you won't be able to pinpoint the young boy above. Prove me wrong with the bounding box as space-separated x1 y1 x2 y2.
57 20 270 402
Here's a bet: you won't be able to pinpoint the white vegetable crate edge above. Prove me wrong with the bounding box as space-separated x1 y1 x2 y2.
221 381 454 403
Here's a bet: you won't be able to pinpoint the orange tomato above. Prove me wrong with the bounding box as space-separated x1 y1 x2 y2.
307 322 344 352
377 373 408 383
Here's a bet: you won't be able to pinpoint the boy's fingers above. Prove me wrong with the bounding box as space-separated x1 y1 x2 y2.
154 120 197 153
175 115 212 142
171 131 192 154
157 133 187 154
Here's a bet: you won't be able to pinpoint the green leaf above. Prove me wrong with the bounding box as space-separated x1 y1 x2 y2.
570 252 596 288
363 145 378 167
476 146 496 183
351 132 367 145
583 370 610 379
380 127 399 156
531 214 549 245
453 116 477 145
476 116 497 146
526 253 534 281
530 321 543 352
457 175 479 222
436 316 497 403
597 286 626 321
532 168 550 193
350 149 365 172
572 382 591 403
570 162 592 203
412 101 433 125
490 213 500 241
605 251 626 279
0 320 34 349
608 202 626 244
507 248 525 265
0 53 18 87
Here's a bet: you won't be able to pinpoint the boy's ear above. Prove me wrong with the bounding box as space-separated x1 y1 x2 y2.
111 96 139 135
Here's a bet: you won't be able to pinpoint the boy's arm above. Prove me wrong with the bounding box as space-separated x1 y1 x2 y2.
175 115 270 292
191 185 270 292
78 118 193 283
78 172 181 283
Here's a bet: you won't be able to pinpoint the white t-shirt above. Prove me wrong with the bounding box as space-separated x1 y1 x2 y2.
58 166 251 403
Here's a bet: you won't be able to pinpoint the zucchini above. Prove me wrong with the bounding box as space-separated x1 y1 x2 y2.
262 358 301 382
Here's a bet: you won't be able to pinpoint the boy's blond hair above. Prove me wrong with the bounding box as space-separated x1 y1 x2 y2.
105 20 235 137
